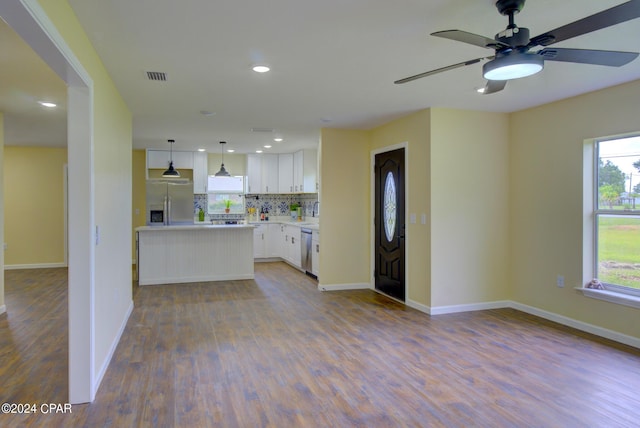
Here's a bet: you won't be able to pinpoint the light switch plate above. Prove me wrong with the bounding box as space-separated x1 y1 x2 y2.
410 213 416 224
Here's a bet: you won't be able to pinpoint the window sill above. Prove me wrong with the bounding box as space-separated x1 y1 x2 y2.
575 287 640 309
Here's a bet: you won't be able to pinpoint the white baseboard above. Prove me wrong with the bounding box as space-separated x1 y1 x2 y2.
510 301 640 350
4 262 67 270
405 298 638 349
94 300 133 392
318 282 370 291
406 299 431 314
0 305 6 315
429 300 511 315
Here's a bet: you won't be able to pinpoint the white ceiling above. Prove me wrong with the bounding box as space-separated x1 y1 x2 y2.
3 0 640 154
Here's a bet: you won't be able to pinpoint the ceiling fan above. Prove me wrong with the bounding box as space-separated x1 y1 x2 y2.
395 0 640 94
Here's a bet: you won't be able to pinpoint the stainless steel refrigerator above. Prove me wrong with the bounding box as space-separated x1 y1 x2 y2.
146 180 194 225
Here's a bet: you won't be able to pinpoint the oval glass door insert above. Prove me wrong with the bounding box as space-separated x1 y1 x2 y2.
384 171 396 242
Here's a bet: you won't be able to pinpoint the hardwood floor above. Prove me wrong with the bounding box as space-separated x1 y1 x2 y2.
2 263 640 427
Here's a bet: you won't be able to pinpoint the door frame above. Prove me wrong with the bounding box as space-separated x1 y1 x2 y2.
0 0 96 403
370 142 408 302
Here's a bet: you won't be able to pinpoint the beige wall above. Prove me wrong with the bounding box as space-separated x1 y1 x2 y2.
3 146 67 266
319 128 371 287
0 113 4 312
430 108 510 307
370 110 431 306
38 0 134 382
510 79 640 339
208 152 246 176
132 150 146 258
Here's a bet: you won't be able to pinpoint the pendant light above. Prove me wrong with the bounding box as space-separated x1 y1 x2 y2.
215 141 231 176
162 139 180 177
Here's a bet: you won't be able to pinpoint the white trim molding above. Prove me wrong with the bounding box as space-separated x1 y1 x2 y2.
511 301 640 349
0 0 97 405
318 282 370 291
575 287 640 310
404 297 639 349
406 299 431 314
5 262 67 270
94 301 133 391
426 300 511 315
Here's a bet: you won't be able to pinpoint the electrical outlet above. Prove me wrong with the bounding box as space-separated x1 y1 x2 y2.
556 275 565 288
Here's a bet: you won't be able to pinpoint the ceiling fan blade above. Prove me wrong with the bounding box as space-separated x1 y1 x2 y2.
530 0 640 47
432 30 509 50
539 48 639 66
482 80 507 94
394 57 493 84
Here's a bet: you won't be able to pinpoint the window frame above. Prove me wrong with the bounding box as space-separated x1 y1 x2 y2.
206 175 246 215
580 136 640 308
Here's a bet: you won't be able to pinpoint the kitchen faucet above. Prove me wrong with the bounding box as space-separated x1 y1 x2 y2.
312 201 320 217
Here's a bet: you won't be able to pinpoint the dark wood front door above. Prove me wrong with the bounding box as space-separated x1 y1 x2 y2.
374 148 405 301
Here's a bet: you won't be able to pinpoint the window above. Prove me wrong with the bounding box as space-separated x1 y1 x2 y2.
383 171 396 242
207 175 245 214
587 136 640 302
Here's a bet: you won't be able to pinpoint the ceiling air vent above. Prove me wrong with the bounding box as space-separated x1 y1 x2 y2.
146 71 167 81
251 127 274 133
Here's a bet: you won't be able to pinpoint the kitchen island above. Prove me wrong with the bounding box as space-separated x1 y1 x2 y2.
136 224 255 285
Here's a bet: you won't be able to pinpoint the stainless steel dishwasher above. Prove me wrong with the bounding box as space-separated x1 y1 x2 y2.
301 228 313 275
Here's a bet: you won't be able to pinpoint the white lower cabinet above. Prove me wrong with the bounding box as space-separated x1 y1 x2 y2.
253 223 309 272
284 225 301 268
312 230 320 278
253 224 267 259
267 224 282 258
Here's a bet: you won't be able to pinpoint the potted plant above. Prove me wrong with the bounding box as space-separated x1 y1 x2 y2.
290 203 299 221
224 199 232 213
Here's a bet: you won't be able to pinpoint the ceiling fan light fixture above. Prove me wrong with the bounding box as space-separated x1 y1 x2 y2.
215 141 231 177
483 53 543 80
162 139 181 177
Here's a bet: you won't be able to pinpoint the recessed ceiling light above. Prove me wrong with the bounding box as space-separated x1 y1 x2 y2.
274 137 283 142
38 101 56 108
256 150 263 153
200 110 215 116
252 65 270 73
227 149 235 153
197 148 206 152
264 145 272 149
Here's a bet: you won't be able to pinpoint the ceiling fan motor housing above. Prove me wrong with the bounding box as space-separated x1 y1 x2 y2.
495 26 530 48
495 0 525 16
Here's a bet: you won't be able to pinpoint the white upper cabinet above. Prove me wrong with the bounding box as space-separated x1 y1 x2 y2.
261 154 279 194
246 154 262 194
147 150 194 170
278 153 294 193
293 149 317 193
247 153 279 194
193 152 208 194
246 149 317 194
